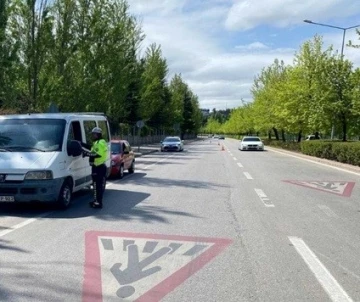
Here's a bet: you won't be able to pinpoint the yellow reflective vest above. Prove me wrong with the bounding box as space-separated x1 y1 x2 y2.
91 139 108 166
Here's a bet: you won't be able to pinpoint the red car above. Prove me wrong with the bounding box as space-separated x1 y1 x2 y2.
110 140 135 178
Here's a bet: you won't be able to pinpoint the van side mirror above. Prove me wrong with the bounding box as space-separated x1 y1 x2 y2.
67 140 83 157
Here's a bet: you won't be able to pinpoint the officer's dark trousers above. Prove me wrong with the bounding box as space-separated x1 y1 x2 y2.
91 164 107 204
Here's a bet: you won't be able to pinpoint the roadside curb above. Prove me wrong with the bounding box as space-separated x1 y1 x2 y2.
266 146 360 176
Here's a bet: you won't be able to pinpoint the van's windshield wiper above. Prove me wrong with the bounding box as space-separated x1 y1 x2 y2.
0 148 11 152
6 146 46 152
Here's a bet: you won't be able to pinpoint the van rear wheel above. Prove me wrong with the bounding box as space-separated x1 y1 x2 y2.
58 180 72 209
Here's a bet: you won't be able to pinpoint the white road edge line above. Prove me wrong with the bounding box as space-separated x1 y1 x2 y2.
254 188 274 207
288 236 353 302
268 148 360 177
0 212 53 238
237 162 243 168
243 172 253 180
317 204 339 219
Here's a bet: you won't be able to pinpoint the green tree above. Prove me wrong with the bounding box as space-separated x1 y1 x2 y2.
139 43 169 128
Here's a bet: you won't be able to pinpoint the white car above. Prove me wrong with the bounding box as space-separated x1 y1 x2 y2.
160 136 184 152
0 112 112 209
239 136 264 151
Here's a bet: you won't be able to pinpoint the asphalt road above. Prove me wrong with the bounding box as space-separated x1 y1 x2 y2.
1 138 360 302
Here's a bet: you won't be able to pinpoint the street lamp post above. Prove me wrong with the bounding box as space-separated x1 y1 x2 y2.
303 20 360 139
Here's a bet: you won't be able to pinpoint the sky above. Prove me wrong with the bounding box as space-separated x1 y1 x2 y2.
126 0 360 110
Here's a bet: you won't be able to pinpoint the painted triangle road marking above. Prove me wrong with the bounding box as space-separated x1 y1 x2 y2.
283 180 355 197
82 231 232 302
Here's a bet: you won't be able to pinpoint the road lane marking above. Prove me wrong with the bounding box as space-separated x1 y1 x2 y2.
254 189 274 207
283 180 354 198
289 236 353 302
0 212 53 238
243 172 253 180
269 148 360 177
233 157 237 161
317 205 339 218
83 231 232 301
314 250 360 283
237 163 243 168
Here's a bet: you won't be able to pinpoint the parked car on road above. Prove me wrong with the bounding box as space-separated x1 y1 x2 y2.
110 140 135 178
239 136 264 151
0 112 111 209
160 136 184 152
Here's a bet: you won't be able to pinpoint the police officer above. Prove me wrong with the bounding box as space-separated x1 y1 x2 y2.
81 127 108 208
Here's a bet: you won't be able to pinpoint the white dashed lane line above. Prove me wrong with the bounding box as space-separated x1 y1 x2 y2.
254 188 274 207
243 172 253 180
237 163 243 168
317 204 339 219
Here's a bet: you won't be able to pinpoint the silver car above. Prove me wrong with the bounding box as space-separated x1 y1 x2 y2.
160 136 184 152
239 136 264 151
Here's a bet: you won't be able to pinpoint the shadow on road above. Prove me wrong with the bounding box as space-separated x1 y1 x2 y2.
0 260 81 302
0 238 30 253
122 172 228 190
50 188 201 224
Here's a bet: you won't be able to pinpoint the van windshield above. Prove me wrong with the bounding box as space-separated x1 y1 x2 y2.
0 118 66 152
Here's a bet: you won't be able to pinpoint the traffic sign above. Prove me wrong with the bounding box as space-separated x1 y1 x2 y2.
82 231 232 301
283 180 355 197
136 120 145 128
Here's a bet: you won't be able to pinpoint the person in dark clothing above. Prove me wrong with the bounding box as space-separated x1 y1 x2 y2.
81 127 108 209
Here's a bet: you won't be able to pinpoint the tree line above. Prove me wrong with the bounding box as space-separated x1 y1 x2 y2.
0 0 202 137
204 35 360 142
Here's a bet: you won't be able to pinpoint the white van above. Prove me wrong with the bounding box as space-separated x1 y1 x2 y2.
0 112 111 208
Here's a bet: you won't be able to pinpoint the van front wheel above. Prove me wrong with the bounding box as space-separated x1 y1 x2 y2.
58 180 73 209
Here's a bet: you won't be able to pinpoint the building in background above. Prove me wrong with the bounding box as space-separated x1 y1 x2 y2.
200 109 210 117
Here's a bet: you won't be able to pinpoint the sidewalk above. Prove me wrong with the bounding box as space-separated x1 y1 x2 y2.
133 138 202 157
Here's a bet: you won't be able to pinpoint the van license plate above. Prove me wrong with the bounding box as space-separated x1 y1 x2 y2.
0 196 15 202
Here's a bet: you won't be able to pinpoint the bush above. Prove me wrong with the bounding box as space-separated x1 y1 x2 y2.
300 140 360 166
262 139 302 152
300 141 335 159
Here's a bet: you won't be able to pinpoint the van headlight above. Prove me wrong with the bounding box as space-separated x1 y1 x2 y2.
25 171 53 180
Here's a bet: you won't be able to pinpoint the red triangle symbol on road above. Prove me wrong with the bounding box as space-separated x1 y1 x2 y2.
283 180 355 197
82 231 232 302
